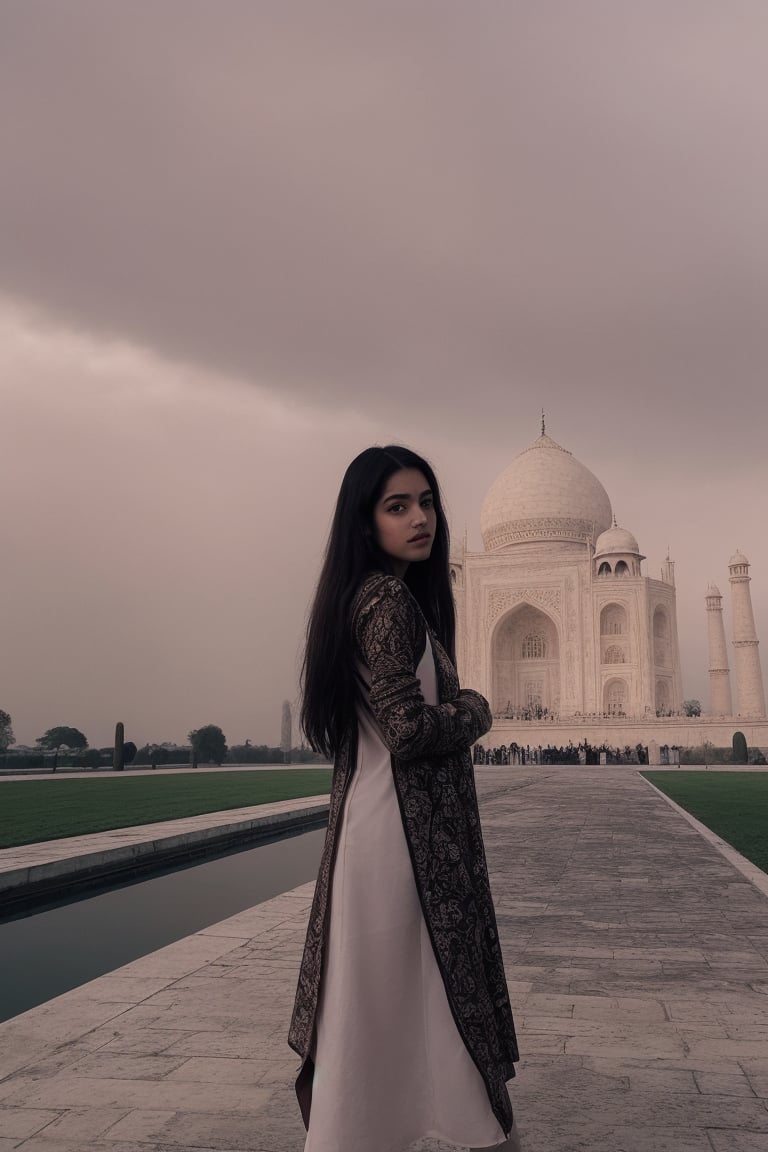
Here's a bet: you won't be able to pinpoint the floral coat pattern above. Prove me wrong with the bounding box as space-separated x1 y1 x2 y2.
288 573 520 1137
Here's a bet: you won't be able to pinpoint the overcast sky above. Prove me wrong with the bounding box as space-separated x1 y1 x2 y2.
2 2 767 749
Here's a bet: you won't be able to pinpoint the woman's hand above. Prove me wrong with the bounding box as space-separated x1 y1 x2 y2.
452 689 493 739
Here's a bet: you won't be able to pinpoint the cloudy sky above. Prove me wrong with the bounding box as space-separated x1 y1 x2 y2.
2 1 767 749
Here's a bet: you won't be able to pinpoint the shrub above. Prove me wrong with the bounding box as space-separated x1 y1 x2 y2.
679 745 732 765
82 748 105 768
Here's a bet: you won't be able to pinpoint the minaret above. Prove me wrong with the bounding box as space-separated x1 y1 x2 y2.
729 551 766 717
281 700 293 763
661 550 676 586
705 583 732 716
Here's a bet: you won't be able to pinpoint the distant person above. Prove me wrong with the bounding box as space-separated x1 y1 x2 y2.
288 445 521 1152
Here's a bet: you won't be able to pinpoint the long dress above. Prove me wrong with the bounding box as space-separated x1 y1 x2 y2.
304 633 508 1152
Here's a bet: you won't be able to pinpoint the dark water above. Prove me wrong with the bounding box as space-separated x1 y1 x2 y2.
1 825 326 1024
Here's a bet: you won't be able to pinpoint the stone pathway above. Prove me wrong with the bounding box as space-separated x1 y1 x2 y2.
1 766 767 1151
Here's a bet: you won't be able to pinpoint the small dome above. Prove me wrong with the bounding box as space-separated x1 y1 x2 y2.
706 582 722 596
480 433 613 551
594 524 641 558
729 549 750 567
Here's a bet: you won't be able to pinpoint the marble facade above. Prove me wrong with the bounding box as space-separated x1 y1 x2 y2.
452 429 767 748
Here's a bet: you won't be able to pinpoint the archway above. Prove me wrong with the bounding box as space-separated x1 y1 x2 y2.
601 603 627 636
601 603 629 666
653 607 670 667
604 678 628 716
492 603 560 716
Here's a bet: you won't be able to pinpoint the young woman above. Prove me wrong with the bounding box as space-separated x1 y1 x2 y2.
288 446 521 1152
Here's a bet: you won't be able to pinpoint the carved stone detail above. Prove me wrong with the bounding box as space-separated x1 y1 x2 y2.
485 516 598 552
487 586 561 628
564 575 577 641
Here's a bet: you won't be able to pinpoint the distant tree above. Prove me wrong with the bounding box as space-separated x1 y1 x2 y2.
227 742 287 764
79 748 103 769
228 743 260 763
37 726 88 750
291 745 329 764
188 724 227 765
682 700 702 717
123 741 137 764
0 709 14 752
137 743 172 766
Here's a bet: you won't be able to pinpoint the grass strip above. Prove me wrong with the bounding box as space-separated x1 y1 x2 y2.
643 770 768 874
0 769 332 848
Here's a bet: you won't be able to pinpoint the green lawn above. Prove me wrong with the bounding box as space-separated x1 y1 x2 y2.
0 769 333 848
643 771 768 874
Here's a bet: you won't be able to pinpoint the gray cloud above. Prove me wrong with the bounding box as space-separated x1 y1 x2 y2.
1 305 765 748
2 1 767 451
2 4 767 747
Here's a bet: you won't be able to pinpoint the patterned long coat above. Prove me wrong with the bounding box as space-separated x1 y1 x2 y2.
288 573 520 1137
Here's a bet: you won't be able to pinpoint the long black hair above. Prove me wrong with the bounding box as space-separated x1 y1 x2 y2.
300 445 456 759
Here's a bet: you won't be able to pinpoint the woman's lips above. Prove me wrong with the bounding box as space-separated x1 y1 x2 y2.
409 534 431 543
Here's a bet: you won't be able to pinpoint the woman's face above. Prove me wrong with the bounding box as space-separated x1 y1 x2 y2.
373 468 437 578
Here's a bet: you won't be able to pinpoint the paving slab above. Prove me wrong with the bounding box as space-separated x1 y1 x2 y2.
1 766 768 1151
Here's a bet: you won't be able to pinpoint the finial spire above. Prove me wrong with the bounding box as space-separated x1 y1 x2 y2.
541 408 545 436
613 513 617 528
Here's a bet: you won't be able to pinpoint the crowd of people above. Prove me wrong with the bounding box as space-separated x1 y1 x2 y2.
473 741 651 765
492 708 695 722
493 705 557 721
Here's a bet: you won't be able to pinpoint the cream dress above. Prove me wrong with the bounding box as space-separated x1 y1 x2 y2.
304 634 508 1152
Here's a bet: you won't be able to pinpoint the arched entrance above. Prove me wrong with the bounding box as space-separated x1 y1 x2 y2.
653 607 670 667
604 678 629 716
492 604 560 717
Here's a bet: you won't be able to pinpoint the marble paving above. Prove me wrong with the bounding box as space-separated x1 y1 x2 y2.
1 766 768 1151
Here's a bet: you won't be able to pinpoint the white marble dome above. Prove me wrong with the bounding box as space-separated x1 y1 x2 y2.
729 549 750 567
480 433 613 551
594 524 641 558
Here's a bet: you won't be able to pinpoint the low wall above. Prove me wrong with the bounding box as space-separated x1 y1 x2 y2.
482 716 768 749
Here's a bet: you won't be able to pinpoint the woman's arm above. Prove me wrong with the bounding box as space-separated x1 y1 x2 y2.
354 576 492 759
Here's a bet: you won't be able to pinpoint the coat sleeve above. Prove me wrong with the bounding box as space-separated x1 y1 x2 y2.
353 576 492 759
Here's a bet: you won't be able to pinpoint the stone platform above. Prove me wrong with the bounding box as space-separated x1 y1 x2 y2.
482 715 768 752
1 766 768 1151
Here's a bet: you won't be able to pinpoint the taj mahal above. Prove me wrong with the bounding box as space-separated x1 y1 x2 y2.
451 423 768 751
